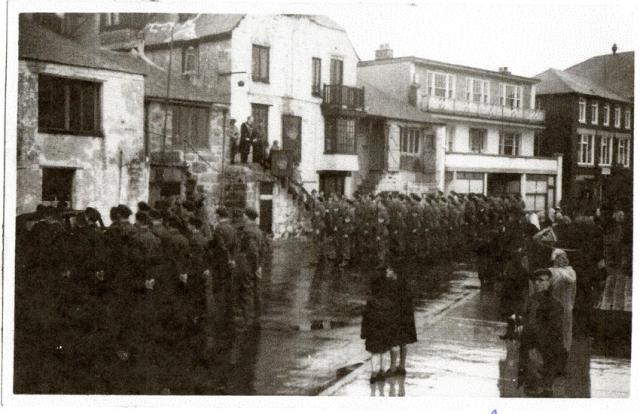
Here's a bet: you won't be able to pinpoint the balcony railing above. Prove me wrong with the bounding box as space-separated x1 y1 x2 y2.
420 95 545 124
322 84 365 112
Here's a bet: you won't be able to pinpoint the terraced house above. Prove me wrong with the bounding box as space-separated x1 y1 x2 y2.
358 45 563 212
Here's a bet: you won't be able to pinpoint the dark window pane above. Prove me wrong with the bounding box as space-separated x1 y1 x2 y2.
38 76 66 130
68 82 82 132
81 83 97 132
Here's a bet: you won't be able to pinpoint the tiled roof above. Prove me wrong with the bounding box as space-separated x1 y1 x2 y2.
564 51 634 100
19 18 145 75
143 14 346 47
534 68 630 102
358 79 439 124
144 14 244 46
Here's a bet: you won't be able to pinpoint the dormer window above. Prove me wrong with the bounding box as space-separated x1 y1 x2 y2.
425 72 455 98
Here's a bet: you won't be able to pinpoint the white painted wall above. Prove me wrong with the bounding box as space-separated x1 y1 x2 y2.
229 15 360 194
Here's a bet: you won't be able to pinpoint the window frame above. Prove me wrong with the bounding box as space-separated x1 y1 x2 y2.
591 102 598 125
498 132 520 156
425 71 455 99
330 58 344 86
468 128 486 153
599 136 612 166
252 44 270 83
577 134 595 166
578 98 586 123
466 78 490 103
603 104 610 126
400 127 422 155
614 107 621 128
625 109 631 129
38 74 102 137
171 104 210 150
311 57 322 97
182 44 199 75
325 117 356 154
500 84 522 109
617 138 630 167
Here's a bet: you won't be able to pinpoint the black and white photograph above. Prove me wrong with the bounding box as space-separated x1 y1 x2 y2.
1 0 637 408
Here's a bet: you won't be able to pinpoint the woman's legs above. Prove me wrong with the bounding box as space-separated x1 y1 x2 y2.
399 344 407 370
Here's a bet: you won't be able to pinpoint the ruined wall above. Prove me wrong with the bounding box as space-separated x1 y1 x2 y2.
17 60 148 220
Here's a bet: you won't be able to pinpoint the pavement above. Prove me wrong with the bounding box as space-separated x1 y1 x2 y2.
324 284 631 397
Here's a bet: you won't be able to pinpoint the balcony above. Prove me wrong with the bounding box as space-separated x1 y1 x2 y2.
420 95 545 125
322 84 366 117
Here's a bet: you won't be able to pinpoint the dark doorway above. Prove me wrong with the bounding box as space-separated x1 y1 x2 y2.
368 119 386 171
259 181 273 234
42 167 74 207
282 115 301 164
487 173 521 196
319 172 346 196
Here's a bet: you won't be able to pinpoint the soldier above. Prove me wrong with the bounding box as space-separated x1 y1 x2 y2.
373 200 390 269
336 198 355 269
211 207 239 333
310 202 328 267
241 207 264 326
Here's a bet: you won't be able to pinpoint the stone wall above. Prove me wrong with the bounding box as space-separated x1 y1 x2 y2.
17 60 148 221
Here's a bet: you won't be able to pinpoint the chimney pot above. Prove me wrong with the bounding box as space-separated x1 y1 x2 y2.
375 43 393 60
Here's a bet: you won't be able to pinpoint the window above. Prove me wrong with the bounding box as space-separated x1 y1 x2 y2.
499 132 520 156
182 45 199 74
38 75 101 135
252 45 270 83
282 115 301 164
466 78 489 103
425 72 455 98
325 117 355 154
577 134 594 165
591 102 598 124
525 174 551 212
311 57 322 96
599 136 612 166
534 133 543 157
171 104 210 149
578 98 586 123
617 138 630 167
469 128 486 153
251 103 269 141
603 105 610 126
447 126 455 152
100 13 120 30
500 84 522 108
625 109 631 129
330 58 343 85
614 107 621 128
400 128 421 155
455 172 484 194
42 167 75 206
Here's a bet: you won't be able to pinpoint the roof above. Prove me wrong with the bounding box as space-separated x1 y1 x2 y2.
115 51 230 104
19 18 145 75
359 56 539 84
358 79 439 124
143 14 346 47
144 14 244 47
534 68 630 102
564 51 634 100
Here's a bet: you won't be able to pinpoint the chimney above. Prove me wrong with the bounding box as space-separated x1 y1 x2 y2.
375 43 393 60
66 13 101 49
612 43 618 55
498 66 511 75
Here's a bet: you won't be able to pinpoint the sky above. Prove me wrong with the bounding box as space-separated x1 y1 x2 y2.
327 1 636 78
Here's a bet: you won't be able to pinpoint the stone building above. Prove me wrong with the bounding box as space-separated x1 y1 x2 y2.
17 16 149 218
358 45 563 213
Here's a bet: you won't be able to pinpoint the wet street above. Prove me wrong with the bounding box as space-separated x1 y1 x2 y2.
220 240 631 397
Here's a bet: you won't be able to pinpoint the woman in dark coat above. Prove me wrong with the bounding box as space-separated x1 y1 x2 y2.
361 270 397 383
388 265 417 376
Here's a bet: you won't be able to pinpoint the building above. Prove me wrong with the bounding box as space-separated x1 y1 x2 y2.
354 78 444 195
140 14 363 197
565 49 634 100
358 46 563 212
17 15 149 217
535 62 633 215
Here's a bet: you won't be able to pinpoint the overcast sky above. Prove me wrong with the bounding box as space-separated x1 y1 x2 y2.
326 1 636 78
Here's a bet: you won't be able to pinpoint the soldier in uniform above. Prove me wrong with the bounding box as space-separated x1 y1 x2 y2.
211 207 239 334
310 202 328 267
373 200 390 269
336 198 355 269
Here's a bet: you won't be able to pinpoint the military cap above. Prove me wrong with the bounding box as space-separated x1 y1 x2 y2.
135 211 151 225
137 201 151 212
410 193 421 202
182 200 196 212
149 209 162 220
117 204 133 218
244 207 258 220
166 215 183 229
189 217 203 228
216 206 229 217
85 207 102 223
531 268 551 280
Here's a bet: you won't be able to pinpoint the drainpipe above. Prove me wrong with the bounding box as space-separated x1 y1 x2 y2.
220 108 228 202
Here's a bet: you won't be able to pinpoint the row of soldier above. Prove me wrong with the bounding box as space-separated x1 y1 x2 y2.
309 191 526 270
15 201 267 394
